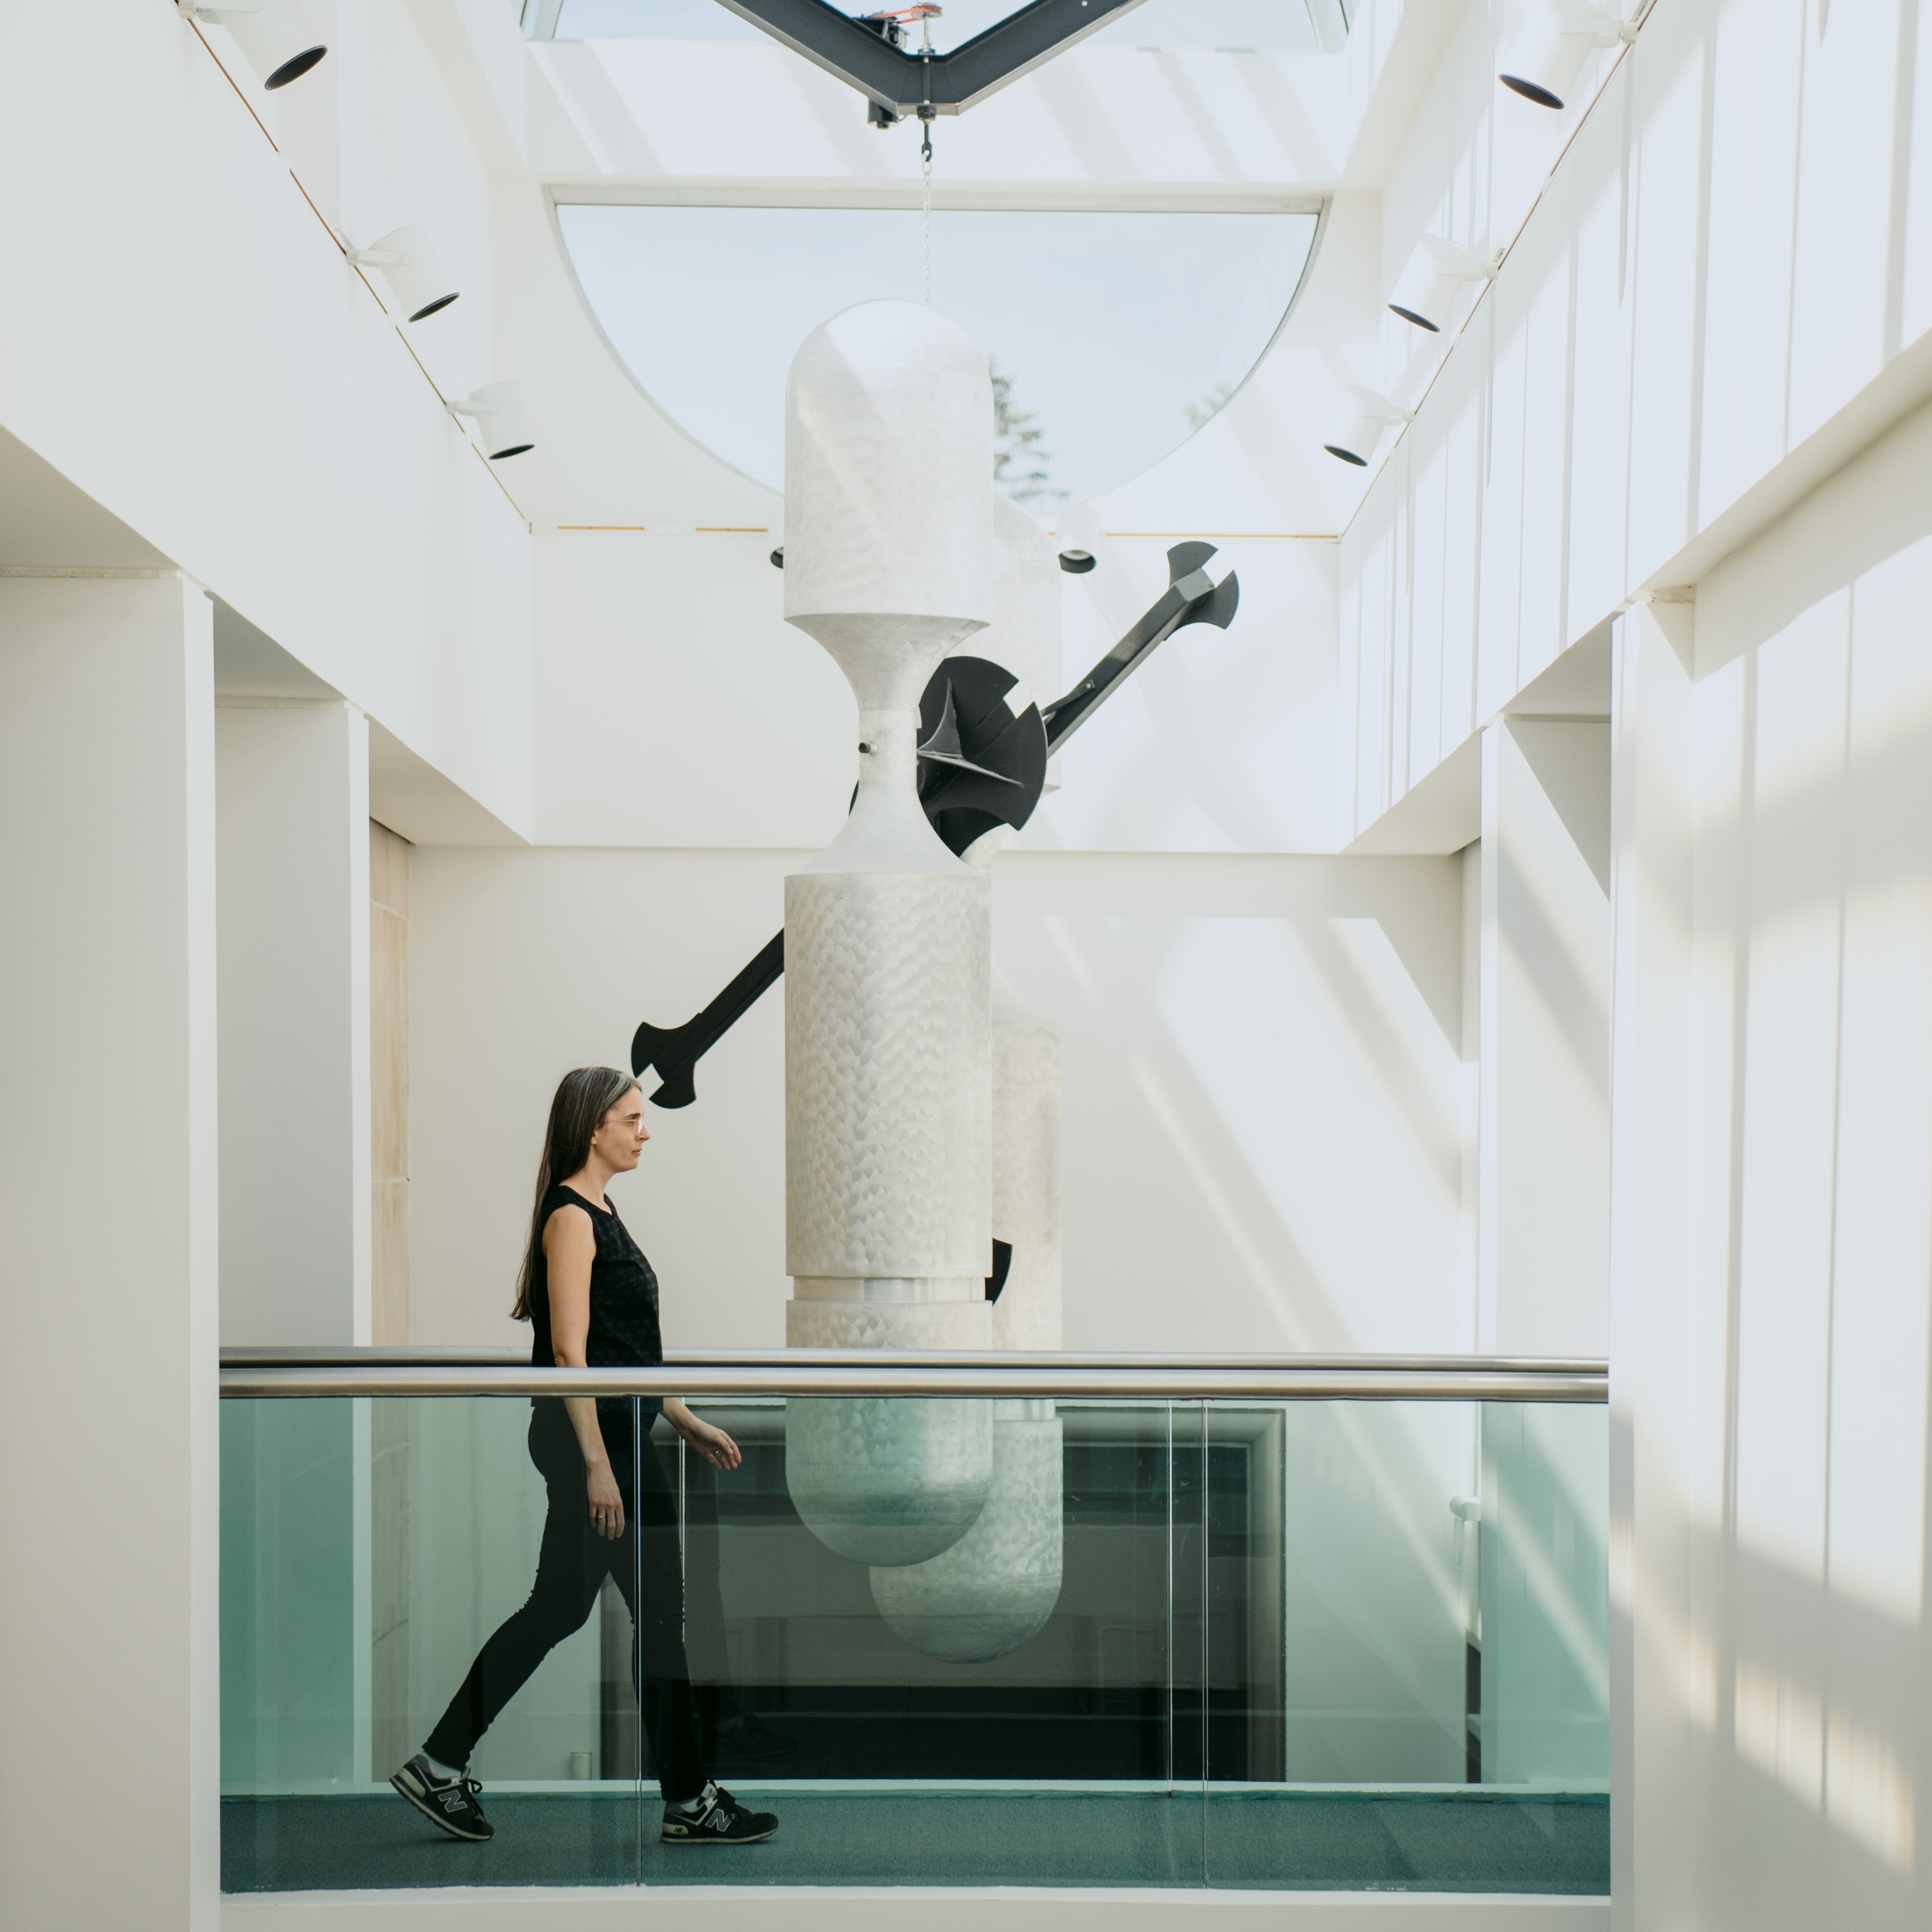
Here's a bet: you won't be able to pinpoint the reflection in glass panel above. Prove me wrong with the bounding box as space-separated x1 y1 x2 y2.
219 1391 1606 1894
549 1 1326 50
558 204 1318 505
685 1396 1204 1888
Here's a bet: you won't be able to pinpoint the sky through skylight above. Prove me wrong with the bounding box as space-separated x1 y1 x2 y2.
559 204 1317 504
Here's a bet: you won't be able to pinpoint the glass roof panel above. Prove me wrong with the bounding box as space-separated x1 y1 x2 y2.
558 203 1318 503
548 0 1324 51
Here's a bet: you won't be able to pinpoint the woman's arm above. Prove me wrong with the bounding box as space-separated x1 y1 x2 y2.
545 1207 626 1540
663 1398 742 1472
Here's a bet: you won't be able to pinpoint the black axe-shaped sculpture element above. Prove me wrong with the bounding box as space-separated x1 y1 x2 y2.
630 542 1239 1109
1040 542 1239 746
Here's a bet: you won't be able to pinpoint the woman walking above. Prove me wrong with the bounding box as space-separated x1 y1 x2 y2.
391 1066 777 1847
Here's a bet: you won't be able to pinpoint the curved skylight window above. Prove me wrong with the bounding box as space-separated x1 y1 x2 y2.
545 1 1333 51
558 204 1319 504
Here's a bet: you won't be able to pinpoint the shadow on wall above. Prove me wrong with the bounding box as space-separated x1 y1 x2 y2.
1616 394 1932 1927
405 846 1475 1365
1610 1436 1932 1927
992 851 1469 1360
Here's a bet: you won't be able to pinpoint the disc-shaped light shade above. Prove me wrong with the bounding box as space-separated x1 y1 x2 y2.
368 224 459 323
218 0 328 89
468 382 535 461
1322 386 1396 467
1388 236 1487 334
1499 0 1605 111
783 300 994 665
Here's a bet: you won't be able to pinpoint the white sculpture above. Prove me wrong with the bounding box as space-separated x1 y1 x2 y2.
989 979 1063 1353
781 300 998 1566
869 487 1067 1658
984 492 1065 795
869 1399 1063 1661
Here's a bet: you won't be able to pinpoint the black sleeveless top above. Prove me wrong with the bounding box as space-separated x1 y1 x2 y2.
528 1182 664 1469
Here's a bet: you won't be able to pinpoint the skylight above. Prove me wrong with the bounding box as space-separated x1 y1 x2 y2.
558 203 1319 504
542 1 1332 51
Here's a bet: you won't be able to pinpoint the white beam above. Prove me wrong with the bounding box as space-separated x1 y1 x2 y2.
0 572 221 1930
1477 717 1611 1355
216 701 373 1345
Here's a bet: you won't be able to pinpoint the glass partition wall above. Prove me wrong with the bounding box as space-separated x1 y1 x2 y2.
220 1374 1608 1894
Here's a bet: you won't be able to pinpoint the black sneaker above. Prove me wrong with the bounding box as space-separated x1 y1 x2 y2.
391 1753 494 1842
661 1783 777 1844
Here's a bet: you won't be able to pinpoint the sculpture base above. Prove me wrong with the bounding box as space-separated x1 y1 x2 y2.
787 1293 990 1351
870 1401 1064 1661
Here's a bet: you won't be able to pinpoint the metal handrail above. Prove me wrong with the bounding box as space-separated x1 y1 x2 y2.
218 1347 1607 1404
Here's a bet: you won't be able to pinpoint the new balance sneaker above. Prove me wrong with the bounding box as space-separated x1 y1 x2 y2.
660 1783 777 1844
391 1753 494 1842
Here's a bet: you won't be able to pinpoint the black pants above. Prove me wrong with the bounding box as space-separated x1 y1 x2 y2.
425 1402 705 1801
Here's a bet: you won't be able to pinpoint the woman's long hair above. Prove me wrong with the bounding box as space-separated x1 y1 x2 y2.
511 1066 640 1321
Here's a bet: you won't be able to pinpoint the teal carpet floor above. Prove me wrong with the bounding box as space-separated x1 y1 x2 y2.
222 1790 1609 1894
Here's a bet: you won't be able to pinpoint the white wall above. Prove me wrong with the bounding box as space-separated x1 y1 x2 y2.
1342 0 1932 848
216 702 374 1345
408 844 1470 1354
1613 394 1932 1931
1478 718 1611 1357
0 3 534 837
0 574 221 1931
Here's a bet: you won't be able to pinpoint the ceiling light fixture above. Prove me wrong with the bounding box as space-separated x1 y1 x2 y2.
448 382 535 461
1055 502 1101 574
1322 387 1412 467
1388 236 1499 333
177 0 328 90
1498 0 1636 112
344 225 460 323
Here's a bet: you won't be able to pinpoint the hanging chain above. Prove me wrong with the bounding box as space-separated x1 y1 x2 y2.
921 121 933 304
920 12 934 304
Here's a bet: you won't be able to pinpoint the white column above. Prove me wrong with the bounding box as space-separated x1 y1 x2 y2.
0 572 220 1930
1477 715 1612 1355
1607 604 1699 1932
216 701 371 1344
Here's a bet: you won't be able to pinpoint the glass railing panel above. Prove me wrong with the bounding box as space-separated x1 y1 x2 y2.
1477 1398 1611 1789
219 1370 1609 1897
222 1394 642 1893
1202 1399 1610 1894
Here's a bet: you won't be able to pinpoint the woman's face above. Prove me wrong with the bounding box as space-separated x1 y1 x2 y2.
592 1089 650 1171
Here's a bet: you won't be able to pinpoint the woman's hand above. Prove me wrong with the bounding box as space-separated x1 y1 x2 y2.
668 1401 742 1473
586 1459 626 1540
